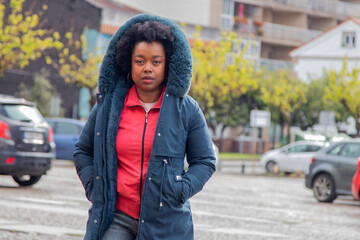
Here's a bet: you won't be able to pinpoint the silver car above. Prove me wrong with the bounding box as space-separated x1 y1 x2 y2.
305 139 360 203
260 141 326 174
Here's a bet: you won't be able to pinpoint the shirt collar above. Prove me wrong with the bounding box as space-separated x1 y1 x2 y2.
125 85 166 109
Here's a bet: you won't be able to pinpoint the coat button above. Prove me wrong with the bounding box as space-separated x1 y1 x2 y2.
148 177 152 181
96 176 99 180
166 94 169 97
97 132 100 136
142 220 145 223
157 133 161 136
94 220 98 223
99 95 102 98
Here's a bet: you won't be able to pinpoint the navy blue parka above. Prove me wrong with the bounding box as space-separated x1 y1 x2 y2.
74 14 216 240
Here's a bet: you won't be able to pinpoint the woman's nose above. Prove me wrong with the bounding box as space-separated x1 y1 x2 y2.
144 63 152 73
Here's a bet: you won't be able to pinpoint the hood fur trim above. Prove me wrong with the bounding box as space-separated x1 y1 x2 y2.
97 14 192 97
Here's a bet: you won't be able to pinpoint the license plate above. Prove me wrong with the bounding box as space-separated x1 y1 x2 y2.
23 131 44 144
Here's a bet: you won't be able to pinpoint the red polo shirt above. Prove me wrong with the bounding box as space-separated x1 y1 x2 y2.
116 85 165 219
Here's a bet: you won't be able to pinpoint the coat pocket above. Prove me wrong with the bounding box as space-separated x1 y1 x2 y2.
173 174 185 204
166 157 186 205
84 177 94 203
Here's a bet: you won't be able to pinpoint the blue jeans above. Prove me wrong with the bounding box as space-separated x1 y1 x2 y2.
102 210 139 240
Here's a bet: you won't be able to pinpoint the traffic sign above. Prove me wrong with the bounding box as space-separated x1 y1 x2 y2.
250 110 270 127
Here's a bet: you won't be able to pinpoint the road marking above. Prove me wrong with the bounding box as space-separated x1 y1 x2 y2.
0 219 84 237
9 197 80 206
196 224 288 238
0 198 88 216
192 210 279 224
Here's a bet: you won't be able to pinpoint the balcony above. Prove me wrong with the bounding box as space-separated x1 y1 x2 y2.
233 19 322 43
262 22 322 43
258 58 293 71
233 17 267 36
272 0 360 18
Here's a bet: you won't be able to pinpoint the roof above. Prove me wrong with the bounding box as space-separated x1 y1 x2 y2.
86 0 141 35
100 24 120 35
85 0 140 12
0 94 36 106
290 18 360 58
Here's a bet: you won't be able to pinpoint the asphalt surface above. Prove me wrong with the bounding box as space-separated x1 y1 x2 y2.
0 160 359 239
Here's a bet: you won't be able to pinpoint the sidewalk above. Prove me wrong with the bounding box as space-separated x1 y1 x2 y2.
217 159 265 175
53 159 75 168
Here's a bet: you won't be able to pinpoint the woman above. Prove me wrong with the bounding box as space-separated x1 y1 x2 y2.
74 14 216 240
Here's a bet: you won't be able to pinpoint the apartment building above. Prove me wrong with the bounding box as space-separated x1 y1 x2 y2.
221 0 360 69
107 0 360 70
90 0 261 66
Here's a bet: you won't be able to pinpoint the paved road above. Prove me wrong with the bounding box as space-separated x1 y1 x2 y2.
0 160 359 239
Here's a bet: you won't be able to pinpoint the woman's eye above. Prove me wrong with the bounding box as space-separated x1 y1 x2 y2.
135 60 144 64
153 61 161 65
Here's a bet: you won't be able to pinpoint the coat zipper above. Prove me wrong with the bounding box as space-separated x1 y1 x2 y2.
139 110 148 201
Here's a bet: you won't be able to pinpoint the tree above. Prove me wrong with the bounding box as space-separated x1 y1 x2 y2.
324 58 360 136
45 31 102 107
0 0 62 76
17 69 63 117
296 77 348 130
259 69 308 143
189 28 259 138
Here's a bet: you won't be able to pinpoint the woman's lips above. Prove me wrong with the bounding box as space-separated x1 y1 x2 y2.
142 77 154 83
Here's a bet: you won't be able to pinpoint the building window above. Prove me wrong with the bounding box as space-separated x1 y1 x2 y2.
342 31 356 48
221 0 234 30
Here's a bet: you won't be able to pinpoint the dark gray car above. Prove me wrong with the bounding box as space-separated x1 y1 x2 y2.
305 139 360 203
0 95 55 186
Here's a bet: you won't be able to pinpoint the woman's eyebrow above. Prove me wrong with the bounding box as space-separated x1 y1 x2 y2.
133 55 164 58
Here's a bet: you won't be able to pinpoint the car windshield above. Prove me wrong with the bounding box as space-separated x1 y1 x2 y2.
55 122 82 135
3 104 44 123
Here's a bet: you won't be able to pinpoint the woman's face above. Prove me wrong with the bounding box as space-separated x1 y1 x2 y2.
131 41 166 99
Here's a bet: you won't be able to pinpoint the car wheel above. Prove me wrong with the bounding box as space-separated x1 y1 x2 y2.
12 175 42 187
313 173 336 203
265 161 277 173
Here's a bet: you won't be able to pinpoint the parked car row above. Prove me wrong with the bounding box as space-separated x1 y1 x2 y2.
260 141 327 174
260 139 360 203
0 95 55 186
305 139 360 203
0 94 87 187
45 118 84 161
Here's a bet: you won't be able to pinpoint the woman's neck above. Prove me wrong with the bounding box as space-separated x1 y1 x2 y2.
135 87 162 103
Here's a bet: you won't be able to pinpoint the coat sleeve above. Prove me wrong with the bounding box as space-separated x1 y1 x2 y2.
181 102 216 203
73 104 98 202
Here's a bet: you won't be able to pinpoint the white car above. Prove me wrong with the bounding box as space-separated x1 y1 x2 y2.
260 141 326 174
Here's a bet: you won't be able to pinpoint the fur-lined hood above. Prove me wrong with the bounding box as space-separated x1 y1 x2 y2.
97 13 193 97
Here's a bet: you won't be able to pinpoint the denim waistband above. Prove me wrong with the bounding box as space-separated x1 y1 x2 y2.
115 209 139 234
116 209 138 221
